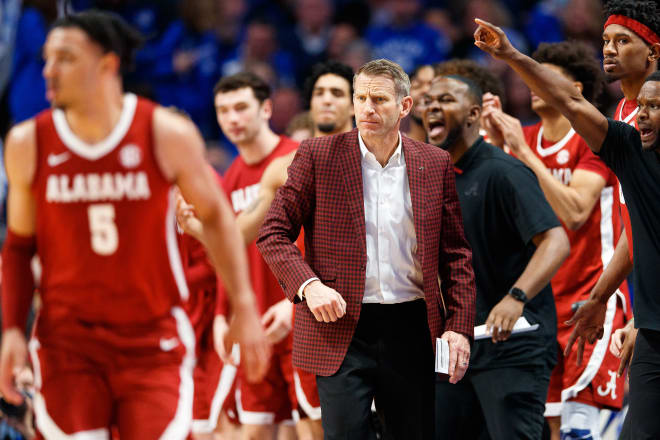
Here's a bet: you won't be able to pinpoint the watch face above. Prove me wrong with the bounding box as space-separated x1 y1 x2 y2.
510 288 527 303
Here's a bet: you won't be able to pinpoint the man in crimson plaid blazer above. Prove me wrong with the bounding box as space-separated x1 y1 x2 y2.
257 59 476 439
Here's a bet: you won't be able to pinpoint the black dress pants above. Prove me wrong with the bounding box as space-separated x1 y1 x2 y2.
619 328 660 440
316 299 435 440
435 364 551 440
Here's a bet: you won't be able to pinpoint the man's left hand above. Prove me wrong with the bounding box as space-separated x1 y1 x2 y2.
486 295 524 343
261 298 293 344
441 331 470 384
473 18 517 60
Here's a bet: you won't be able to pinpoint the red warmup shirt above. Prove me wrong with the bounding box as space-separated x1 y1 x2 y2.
216 136 298 316
523 123 619 320
613 98 638 261
33 94 188 325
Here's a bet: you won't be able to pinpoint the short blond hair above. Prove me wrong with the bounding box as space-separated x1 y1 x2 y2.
354 59 411 101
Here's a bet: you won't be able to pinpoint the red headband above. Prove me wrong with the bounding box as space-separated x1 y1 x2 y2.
604 15 660 45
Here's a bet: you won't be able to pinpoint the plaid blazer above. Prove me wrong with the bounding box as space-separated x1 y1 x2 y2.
257 129 476 376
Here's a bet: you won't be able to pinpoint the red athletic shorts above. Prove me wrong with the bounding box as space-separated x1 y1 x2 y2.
545 294 626 416
292 367 321 421
191 314 238 433
235 333 321 424
30 306 194 440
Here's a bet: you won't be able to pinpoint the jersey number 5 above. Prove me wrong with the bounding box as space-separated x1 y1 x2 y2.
88 204 118 255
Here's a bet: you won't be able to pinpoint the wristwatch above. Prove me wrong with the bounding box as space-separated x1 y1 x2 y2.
508 287 529 304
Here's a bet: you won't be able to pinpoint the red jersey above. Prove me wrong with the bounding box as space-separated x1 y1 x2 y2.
613 98 638 260
33 94 188 325
218 136 298 315
523 123 617 320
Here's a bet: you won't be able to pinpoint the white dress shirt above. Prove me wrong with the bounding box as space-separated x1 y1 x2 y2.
359 132 424 303
298 133 424 303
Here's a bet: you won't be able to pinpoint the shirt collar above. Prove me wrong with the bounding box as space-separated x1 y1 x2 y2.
454 136 485 174
358 131 404 167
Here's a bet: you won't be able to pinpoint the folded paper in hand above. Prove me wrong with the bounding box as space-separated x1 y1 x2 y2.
474 316 539 341
435 338 449 374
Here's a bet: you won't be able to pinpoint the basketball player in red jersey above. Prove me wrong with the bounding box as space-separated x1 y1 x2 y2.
484 41 628 440
565 0 659 371
235 61 354 245
177 63 356 440
0 10 268 440
177 176 241 440
210 72 303 440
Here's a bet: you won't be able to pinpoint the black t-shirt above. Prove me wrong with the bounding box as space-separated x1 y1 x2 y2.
454 138 560 370
597 119 660 332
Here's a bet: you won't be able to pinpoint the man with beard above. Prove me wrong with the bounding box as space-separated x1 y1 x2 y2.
433 59 506 144
563 0 659 376
406 64 434 142
474 17 660 438
305 61 354 138
423 75 570 439
483 41 628 440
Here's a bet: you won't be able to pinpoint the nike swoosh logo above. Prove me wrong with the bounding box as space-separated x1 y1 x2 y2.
47 152 71 167
159 337 179 352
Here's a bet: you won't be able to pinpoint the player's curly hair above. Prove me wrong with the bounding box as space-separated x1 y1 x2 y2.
52 10 143 74
532 41 605 103
433 59 505 105
303 61 354 109
603 0 660 40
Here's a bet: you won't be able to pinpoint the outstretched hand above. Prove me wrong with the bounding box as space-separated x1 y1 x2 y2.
473 18 516 60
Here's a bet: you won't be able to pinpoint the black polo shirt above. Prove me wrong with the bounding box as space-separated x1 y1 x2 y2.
454 138 560 370
597 119 660 332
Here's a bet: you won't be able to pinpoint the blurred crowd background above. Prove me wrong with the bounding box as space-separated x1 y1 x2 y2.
1 0 625 171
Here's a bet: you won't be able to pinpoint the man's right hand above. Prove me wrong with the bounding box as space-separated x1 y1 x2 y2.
225 300 271 383
0 328 28 405
564 296 607 365
304 280 346 323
